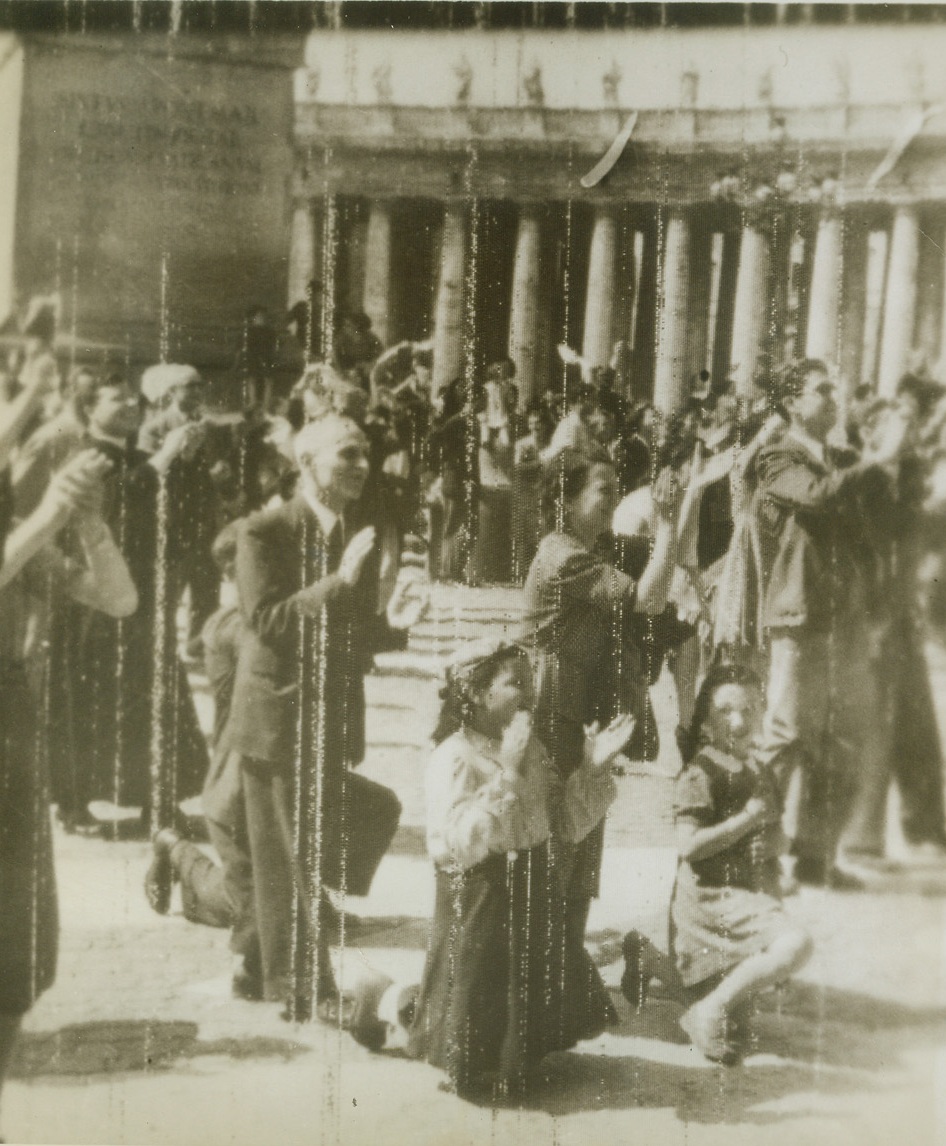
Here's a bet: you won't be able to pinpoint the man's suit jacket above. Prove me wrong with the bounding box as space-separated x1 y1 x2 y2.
227 493 379 770
754 435 867 634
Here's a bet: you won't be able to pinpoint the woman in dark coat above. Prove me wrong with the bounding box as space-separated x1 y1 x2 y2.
520 450 681 1027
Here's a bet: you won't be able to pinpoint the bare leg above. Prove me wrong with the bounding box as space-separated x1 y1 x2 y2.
680 928 811 1062
701 929 812 1012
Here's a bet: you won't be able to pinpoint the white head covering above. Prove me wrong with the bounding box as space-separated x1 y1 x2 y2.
140 363 201 406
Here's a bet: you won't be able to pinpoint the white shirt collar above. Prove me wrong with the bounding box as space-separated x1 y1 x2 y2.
786 425 827 468
301 489 340 539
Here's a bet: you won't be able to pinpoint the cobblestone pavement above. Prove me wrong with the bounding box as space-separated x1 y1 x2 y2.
5 585 946 1146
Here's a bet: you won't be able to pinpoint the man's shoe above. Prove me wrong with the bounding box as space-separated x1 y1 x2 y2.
824 865 868 892
620 931 652 1010
793 857 827 886
232 971 264 1002
144 829 181 915
901 840 946 866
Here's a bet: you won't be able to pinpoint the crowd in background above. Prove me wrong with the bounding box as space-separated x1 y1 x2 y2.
1 280 946 1111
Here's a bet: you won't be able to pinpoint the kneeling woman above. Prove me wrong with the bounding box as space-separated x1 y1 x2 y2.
349 641 634 1101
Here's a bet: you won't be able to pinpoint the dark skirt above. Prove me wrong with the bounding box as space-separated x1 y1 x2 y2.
407 844 614 1093
0 661 58 1014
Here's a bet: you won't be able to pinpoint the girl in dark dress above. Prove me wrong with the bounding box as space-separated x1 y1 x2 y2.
0 449 137 1134
670 665 811 1063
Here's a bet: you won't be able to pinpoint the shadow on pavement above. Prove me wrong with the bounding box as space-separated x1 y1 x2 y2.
10 1020 311 1078
502 983 946 1123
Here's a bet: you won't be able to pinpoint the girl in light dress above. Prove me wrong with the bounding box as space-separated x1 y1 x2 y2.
347 639 635 1102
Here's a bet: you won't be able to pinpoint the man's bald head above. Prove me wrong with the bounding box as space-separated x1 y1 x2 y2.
295 412 370 511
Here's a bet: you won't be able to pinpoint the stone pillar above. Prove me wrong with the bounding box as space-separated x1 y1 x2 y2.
508 207 543 409
704 231 726 375
363 201 393 346
729 220 769 398
582 209 619 368
685 226 713 383
914 211 943 370
805 211 843 366
878 206 920 396
432 202 467 396
652 210 690 416
287 201 316 308
861 229 889 388
838 219 869 398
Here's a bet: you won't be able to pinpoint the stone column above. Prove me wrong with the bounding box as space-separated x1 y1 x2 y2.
703 231 726 375
685 226 713 383
806 210 843 366
363 201 393 346
838 218 869 398
287 201 316 308
508 207 543 409
729 220 769 398
652 210 690 416
582 209 619 368
914 211 943 370
432 202 467 397
861 228 889 388
878 206 920 396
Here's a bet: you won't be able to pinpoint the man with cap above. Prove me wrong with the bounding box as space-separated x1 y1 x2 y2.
138 364 207 453
227 411 401 1021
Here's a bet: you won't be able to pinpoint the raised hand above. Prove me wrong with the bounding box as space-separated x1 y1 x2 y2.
338 526 376 587
161 420 207 461
864 408 909 469
40 449 111 522
652 466 682 521
740 794 777 832
583 713 636 770
499 710 532 775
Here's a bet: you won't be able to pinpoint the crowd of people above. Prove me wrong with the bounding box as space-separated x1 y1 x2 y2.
1 285 946 1120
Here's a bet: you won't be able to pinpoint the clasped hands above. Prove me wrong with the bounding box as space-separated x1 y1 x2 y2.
498 710 636 776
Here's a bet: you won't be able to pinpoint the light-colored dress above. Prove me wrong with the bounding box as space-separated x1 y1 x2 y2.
407 726 615 1092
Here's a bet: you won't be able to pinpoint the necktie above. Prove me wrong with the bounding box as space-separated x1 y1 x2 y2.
326 519 344 575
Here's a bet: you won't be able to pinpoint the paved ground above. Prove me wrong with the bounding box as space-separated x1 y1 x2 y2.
5 585 946 1146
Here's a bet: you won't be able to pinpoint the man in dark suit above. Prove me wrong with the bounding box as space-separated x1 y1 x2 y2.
227 412 400 1021
754 360 906 886
37 376 209 834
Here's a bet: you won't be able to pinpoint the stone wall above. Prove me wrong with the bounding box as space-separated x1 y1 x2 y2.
11 33 299 373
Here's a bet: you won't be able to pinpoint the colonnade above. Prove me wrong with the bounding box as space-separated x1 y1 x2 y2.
288 193 936 411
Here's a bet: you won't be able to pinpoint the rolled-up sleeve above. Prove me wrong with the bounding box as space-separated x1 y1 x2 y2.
560 764 617 844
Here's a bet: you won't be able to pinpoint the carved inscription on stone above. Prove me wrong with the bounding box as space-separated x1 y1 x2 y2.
50 91 265 197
